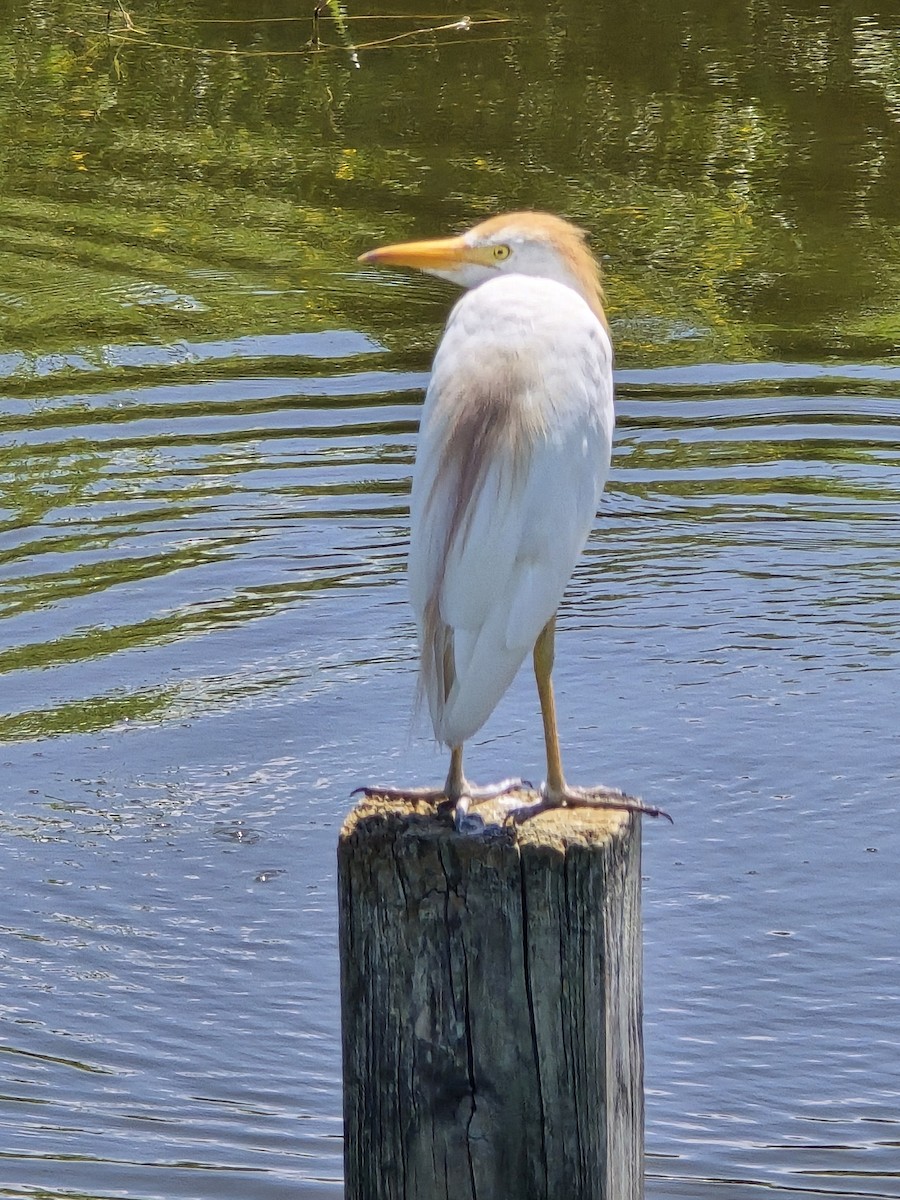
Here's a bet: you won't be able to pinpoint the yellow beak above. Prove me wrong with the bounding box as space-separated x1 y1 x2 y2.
358 234 481 271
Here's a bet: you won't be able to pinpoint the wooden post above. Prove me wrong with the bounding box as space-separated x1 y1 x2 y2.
338 795 644 1200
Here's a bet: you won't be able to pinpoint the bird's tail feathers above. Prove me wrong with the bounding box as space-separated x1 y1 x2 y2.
419 600 531 749
418 596 456 742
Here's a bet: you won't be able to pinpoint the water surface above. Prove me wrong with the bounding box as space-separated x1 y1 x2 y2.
1 2 899 1197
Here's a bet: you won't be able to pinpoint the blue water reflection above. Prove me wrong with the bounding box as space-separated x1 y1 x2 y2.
2 326 899 1196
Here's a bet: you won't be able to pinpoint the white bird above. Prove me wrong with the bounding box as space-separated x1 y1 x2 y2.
358 212 667 827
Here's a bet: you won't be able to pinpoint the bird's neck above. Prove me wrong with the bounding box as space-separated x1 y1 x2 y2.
559 260 609 335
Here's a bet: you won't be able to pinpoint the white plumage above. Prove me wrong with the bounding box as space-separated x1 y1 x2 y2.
357 210 660 824
409 273 613 748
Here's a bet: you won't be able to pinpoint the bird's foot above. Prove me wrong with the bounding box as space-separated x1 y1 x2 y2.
452 778 534 834
507 783 673 825
351 778 534 835
351 784 447 804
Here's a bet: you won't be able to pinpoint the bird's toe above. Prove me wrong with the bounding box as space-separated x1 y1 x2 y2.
351 784 446 803
555 784 673 823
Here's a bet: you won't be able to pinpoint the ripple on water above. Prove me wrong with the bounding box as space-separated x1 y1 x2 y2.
1 341 899 1199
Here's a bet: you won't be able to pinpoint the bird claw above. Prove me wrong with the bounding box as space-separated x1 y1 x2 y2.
351 784 446 802
448 780 538 834
507 783 673 825
352 780 670 828
351 778 534 832
462 777 533 802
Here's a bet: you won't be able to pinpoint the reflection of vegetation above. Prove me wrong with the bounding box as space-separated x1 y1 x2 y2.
101 4 507 65
0 540 235 619
0 568 366 675
1 0 899 741
0 0 897 367
1 685 177 740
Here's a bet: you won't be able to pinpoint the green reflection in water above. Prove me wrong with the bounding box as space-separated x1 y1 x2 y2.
0 0 897 365
1 0 899 744
0 569 356 675
3 685 176 739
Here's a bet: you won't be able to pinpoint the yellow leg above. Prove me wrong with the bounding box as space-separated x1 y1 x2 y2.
534 617 566 797
355 740 535 818
444 745 465 801
521 616 672 823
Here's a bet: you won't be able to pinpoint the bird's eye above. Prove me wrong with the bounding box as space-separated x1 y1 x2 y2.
492 244 511 261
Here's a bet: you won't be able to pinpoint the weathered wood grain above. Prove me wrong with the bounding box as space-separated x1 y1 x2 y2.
338 796 644 1200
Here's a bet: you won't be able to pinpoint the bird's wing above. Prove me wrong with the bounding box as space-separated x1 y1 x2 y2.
408 276 614 748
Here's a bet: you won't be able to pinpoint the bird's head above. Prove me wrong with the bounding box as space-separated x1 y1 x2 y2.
359 211 607 327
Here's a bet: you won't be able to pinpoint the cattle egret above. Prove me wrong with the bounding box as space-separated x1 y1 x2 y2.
358 212 668 827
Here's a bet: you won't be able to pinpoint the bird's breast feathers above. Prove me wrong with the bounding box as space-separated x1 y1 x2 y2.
407 272 615 746
409 270 614 625
430 274 611 429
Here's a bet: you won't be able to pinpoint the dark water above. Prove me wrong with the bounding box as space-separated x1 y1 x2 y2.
1 2 899 1197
